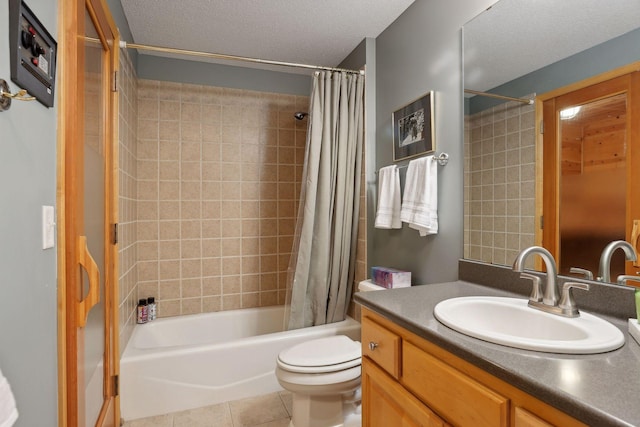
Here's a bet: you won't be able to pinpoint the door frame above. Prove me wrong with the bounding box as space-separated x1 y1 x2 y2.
535 62 640 276
57 0 120 425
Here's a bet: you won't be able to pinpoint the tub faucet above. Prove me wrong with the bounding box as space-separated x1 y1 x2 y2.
513 246 559 307
597 240 638 282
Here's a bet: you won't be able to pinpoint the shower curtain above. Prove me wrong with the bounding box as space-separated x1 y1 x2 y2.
286 70 365 330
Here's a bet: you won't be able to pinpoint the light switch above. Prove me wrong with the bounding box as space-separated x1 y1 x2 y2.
42 205 55 249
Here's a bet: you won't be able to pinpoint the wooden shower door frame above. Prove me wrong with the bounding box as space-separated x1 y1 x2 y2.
57 0 120 425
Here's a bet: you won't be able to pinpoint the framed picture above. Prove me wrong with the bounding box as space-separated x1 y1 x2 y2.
392 91 435 162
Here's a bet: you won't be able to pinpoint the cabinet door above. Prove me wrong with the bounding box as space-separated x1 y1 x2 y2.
362 358 448 427
515 407 554 427
402 341 509 427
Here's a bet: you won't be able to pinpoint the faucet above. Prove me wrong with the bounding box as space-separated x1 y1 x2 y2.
513 246 589 317
513 246 559 306
597 240 638 282
616 274 640 286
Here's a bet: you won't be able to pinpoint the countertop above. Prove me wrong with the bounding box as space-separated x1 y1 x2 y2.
355 280 640 427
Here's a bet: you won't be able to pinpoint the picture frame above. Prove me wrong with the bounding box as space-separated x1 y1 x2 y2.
392 91 435 162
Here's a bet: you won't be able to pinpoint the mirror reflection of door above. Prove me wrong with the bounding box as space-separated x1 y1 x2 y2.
542 72 640 281
59 0 120 425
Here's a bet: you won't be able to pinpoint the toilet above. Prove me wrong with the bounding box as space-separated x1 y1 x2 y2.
276 335 362 427
275 280 385 427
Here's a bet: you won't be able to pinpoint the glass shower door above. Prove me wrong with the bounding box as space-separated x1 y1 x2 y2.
82 10 107 426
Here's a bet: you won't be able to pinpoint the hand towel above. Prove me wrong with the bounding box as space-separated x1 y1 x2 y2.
0 368 18 427
400 156 438 236
374 165 402 229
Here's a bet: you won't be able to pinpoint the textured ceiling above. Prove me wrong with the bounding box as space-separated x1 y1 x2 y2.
120 0 415 73
464 0 640 92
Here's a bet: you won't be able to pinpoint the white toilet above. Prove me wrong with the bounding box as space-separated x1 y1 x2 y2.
276 335 362 427
275 280 385 427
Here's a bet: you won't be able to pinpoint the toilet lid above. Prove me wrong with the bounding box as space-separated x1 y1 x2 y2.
278 335 361 369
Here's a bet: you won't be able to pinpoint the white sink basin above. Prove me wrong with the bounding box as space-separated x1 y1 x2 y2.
433 296 624 354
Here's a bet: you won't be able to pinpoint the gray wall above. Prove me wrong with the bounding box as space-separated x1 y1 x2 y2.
0 0 58 425
371 0 495 284
137 55 312 96
106 0 311 96
468 27 640 114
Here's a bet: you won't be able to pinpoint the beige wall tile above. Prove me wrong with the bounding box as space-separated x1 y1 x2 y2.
203 276 222 296
222 294 241 310
159 280 181 299
181 298 202 315
464 99 536 264
133 81 364 319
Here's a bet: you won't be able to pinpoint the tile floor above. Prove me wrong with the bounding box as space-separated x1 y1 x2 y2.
123 391 292 427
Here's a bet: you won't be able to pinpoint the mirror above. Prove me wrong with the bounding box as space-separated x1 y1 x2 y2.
463 0 640 280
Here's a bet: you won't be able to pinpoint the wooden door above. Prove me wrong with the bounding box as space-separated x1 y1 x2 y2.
541 71 640 281
58 0 120 425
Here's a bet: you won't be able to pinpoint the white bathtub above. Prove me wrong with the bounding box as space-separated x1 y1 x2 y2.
120 305 361 420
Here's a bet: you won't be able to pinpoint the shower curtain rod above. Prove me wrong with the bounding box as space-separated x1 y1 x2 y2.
464 89 534 105
116 39 365 75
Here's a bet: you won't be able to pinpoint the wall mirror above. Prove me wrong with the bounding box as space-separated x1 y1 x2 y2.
463 0 640 282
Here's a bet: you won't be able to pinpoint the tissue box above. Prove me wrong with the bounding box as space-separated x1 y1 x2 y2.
370 267 411 289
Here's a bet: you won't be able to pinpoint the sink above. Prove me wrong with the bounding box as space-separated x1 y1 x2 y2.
433 296 624 354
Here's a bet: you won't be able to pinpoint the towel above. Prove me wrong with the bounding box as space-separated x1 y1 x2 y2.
374 165 402 229
400 156 438 236
0 368 18 427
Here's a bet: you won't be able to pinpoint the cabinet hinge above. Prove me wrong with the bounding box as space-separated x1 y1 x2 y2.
113 375 119 396
112 223 118 245
540 215 544 229
539 120 544 134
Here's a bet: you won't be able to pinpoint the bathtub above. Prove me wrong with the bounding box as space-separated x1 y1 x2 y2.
120 305 361 420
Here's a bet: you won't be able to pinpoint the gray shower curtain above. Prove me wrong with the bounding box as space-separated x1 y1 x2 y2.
286 71 364 330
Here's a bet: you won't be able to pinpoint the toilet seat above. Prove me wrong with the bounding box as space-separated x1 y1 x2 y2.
277 335 362 374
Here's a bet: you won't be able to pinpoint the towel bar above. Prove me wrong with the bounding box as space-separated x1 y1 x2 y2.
375 152 449 174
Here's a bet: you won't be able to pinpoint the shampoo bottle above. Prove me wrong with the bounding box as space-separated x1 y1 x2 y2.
147 297 157 321
137 298 148 324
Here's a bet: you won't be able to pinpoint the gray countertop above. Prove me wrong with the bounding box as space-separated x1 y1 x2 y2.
354 280 640 427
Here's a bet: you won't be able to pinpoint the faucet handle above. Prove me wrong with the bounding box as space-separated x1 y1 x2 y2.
616 275 640 286
520 272 542 303
559 282 590 317
569 267 594 281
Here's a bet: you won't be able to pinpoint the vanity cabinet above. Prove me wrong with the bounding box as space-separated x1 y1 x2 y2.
361 308 587 427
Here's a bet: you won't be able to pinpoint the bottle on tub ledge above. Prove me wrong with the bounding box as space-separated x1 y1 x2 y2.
147 297 157 321
137 298 148 324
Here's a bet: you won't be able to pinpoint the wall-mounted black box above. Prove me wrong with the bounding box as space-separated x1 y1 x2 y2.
9 0 57 108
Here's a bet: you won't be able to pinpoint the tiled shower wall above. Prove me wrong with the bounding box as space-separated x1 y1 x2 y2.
135 80 309 317
118 67 368 347
118 49 139 353
464 97 536 267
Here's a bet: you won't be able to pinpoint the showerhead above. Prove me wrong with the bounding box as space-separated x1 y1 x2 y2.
294 112 308 120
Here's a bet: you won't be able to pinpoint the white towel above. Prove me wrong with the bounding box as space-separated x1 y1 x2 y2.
374 165 402 229
400 156 438 236
0 368 18 427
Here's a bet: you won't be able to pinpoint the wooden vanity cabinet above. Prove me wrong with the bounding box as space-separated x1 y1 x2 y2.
361 308 587 427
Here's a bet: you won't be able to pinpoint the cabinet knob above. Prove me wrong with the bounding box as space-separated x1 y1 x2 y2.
369 342 378 351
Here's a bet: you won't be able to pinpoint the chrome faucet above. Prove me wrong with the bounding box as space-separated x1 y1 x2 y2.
513 246 589 317
597 240 638 282
513 246 559 306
